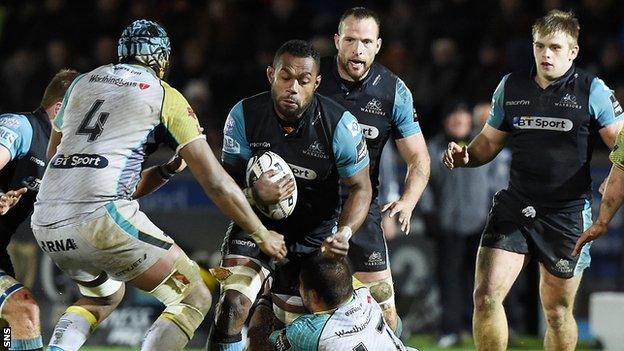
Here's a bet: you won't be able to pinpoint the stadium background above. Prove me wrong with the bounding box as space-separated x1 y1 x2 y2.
1 0 624 349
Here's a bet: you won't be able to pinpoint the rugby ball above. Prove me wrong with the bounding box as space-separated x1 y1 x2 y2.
245 151 297 220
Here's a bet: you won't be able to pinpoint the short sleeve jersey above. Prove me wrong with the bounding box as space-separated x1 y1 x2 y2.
486 66 623 208
221 92 368 250
318 57 421 200
0 108 50 236
269 287 407 351
33 64 203 226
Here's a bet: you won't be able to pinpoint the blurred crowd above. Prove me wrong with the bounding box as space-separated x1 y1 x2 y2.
1 0 624 146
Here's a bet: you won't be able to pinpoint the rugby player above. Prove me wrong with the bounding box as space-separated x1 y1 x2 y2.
444 10 624 351
208 39 371 351
0 69 78 351
317 7 430 332
270 255 409 351
31 20 286 351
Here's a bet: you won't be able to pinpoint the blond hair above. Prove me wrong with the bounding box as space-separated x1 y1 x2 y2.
41 69 80 109
532 10 580 46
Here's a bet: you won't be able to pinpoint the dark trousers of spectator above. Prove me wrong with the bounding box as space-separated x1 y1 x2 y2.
435 231 481 335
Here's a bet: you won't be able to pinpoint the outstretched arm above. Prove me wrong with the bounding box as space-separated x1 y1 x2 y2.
383 133 430 234
181 138 287 261
444 124 508 169
573 164 624 256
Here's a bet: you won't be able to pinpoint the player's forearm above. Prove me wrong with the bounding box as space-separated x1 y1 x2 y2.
338 176 372 233
400 152 430 206
200 169 264 234
465 135 499 168
131 166 170 199
596 165 624 226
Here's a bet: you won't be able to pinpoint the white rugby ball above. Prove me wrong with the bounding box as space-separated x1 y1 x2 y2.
245 151 297 220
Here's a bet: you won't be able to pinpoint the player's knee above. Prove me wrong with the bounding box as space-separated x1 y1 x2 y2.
220 290 253 324
362 276 395 306
473 285 503 314
543 302 572 330
149 253 208 340
183 281 212 315
3 290 40 329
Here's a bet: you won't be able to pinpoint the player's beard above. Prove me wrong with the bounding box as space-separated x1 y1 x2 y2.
272 90 313 122
338 54 371 81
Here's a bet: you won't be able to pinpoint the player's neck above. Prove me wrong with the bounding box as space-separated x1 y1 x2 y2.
312 295 352 314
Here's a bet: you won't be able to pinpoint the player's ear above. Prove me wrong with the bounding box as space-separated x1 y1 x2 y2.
334 34 340 51
315 74 321 90
267 66 275 84
375 38 382 55
52 101 62 118
570 44 579 61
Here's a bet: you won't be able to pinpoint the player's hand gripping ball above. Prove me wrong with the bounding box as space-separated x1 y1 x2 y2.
246 151 298 220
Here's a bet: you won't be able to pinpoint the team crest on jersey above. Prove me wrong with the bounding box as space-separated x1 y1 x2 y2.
555 93 582 109
554 259 573 274
303 141 329 159
361 98 386 116
187 107 197 119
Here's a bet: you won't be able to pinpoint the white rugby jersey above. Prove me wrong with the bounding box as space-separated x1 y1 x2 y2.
32 64 203 226
270 287 407 350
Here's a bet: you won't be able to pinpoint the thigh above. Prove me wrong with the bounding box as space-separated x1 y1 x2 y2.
474 246 527 300
480 190 531 255
271 256 307 324
539 264 582 309
348 203 389 274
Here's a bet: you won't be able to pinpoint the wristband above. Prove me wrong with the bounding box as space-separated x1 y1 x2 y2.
249 225 270 244
336 226 353 241
157 164 176 180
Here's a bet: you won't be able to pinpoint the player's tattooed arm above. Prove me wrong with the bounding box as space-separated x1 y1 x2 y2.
598 120 624 149
574 164 624 256
444 124 508 169
384 133 430 234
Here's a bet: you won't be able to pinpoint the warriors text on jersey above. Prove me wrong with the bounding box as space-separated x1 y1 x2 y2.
318 56 421 200
33 64 203 226
222 92 368 253
487 65 623 209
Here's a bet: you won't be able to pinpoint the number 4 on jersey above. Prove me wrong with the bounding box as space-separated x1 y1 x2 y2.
77 99 109 141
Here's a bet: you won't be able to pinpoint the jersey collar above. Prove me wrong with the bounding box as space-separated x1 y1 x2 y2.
530 64 577 91
272 95 318 136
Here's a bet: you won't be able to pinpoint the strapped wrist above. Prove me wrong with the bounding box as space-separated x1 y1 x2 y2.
249 225 270 244
157 164 176 180
336 226 353 241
